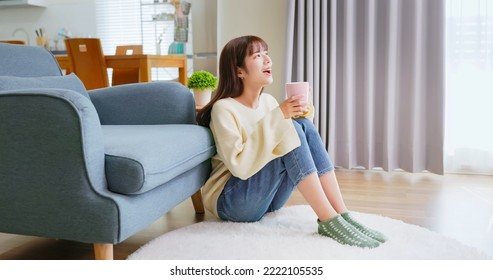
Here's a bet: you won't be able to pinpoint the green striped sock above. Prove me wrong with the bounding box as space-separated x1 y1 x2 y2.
341 212 387 243
318 215 380 249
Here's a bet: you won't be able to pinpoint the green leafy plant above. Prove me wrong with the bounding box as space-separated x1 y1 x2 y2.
187 70 217 90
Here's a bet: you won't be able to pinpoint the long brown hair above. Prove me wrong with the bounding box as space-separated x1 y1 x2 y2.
196 35 268 127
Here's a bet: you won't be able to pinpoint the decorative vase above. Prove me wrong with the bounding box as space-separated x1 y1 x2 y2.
193 89 212 107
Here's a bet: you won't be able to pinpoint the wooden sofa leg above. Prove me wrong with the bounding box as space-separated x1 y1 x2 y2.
191 190 205 214
94 243 114 260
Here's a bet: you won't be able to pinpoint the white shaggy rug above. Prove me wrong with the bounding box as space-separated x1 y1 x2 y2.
128 205 490 260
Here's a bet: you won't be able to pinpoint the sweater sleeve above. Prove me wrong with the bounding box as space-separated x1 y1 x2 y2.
210 102 301 180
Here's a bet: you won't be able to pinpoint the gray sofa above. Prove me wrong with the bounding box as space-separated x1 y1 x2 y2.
0 43 215 259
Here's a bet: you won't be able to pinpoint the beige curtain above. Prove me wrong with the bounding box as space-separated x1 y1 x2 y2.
286 0 445 174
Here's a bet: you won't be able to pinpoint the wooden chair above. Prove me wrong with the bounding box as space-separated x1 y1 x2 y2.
111 45 143 86
0 40 26 45
64 38 109 90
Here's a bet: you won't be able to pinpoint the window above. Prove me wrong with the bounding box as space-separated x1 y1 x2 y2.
445 0 493 174
95 0 179 81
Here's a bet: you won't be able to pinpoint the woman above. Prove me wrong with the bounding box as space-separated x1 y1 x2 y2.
197 35 386 248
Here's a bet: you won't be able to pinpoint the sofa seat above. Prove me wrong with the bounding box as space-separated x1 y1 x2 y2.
102 124 215 195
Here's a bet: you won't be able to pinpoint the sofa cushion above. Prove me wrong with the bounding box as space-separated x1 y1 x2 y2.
102 124 215 194
0 44 62 76
0 73 89 99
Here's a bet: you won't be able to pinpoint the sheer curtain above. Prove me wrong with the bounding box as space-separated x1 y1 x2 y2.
445 0 493 175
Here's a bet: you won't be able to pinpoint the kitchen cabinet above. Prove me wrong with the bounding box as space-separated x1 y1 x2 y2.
0 0 46 8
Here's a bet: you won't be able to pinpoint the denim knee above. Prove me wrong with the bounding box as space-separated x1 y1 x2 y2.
294 117 316 130
281 124 317 186
293 119 308 140
292 118 334 176
294 118 320 139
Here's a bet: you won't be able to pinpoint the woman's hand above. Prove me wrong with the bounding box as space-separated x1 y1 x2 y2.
279 95 309 119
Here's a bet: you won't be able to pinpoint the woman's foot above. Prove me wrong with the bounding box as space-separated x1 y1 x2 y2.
341 212 387 243
318 215 380 249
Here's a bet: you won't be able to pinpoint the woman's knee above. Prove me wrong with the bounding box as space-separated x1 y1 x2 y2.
293 118 319 145
293 119 308 138
294 118 317 132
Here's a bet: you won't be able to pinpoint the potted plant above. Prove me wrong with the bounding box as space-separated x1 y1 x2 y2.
187 70 217 107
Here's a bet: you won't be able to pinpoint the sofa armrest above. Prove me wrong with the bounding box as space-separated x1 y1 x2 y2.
0 88 107 192
88 81 196 125
0 88 115 241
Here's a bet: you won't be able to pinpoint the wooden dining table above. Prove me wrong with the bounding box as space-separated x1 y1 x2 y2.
55 54 188 86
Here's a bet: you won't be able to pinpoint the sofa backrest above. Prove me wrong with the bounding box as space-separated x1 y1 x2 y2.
0 43 63 77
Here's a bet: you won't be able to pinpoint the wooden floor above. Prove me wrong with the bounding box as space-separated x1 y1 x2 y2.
1 169 492 260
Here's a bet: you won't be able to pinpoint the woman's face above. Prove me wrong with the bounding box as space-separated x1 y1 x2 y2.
239 48 273 88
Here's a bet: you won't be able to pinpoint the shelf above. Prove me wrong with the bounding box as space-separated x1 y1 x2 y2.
0 0 46 8
142 20 174 23
141 3 173 7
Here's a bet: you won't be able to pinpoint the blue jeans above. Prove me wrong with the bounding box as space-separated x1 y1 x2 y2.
217 118 334 222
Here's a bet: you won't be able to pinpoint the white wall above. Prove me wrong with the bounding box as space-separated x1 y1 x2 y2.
218 0 289 100
0 0 96 48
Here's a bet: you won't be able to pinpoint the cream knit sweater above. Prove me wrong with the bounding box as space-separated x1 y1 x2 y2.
201 93 301 217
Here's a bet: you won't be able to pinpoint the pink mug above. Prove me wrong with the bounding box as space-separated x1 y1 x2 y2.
285 81 310 103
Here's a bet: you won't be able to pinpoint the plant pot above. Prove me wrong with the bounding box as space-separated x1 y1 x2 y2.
193 89 212 107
